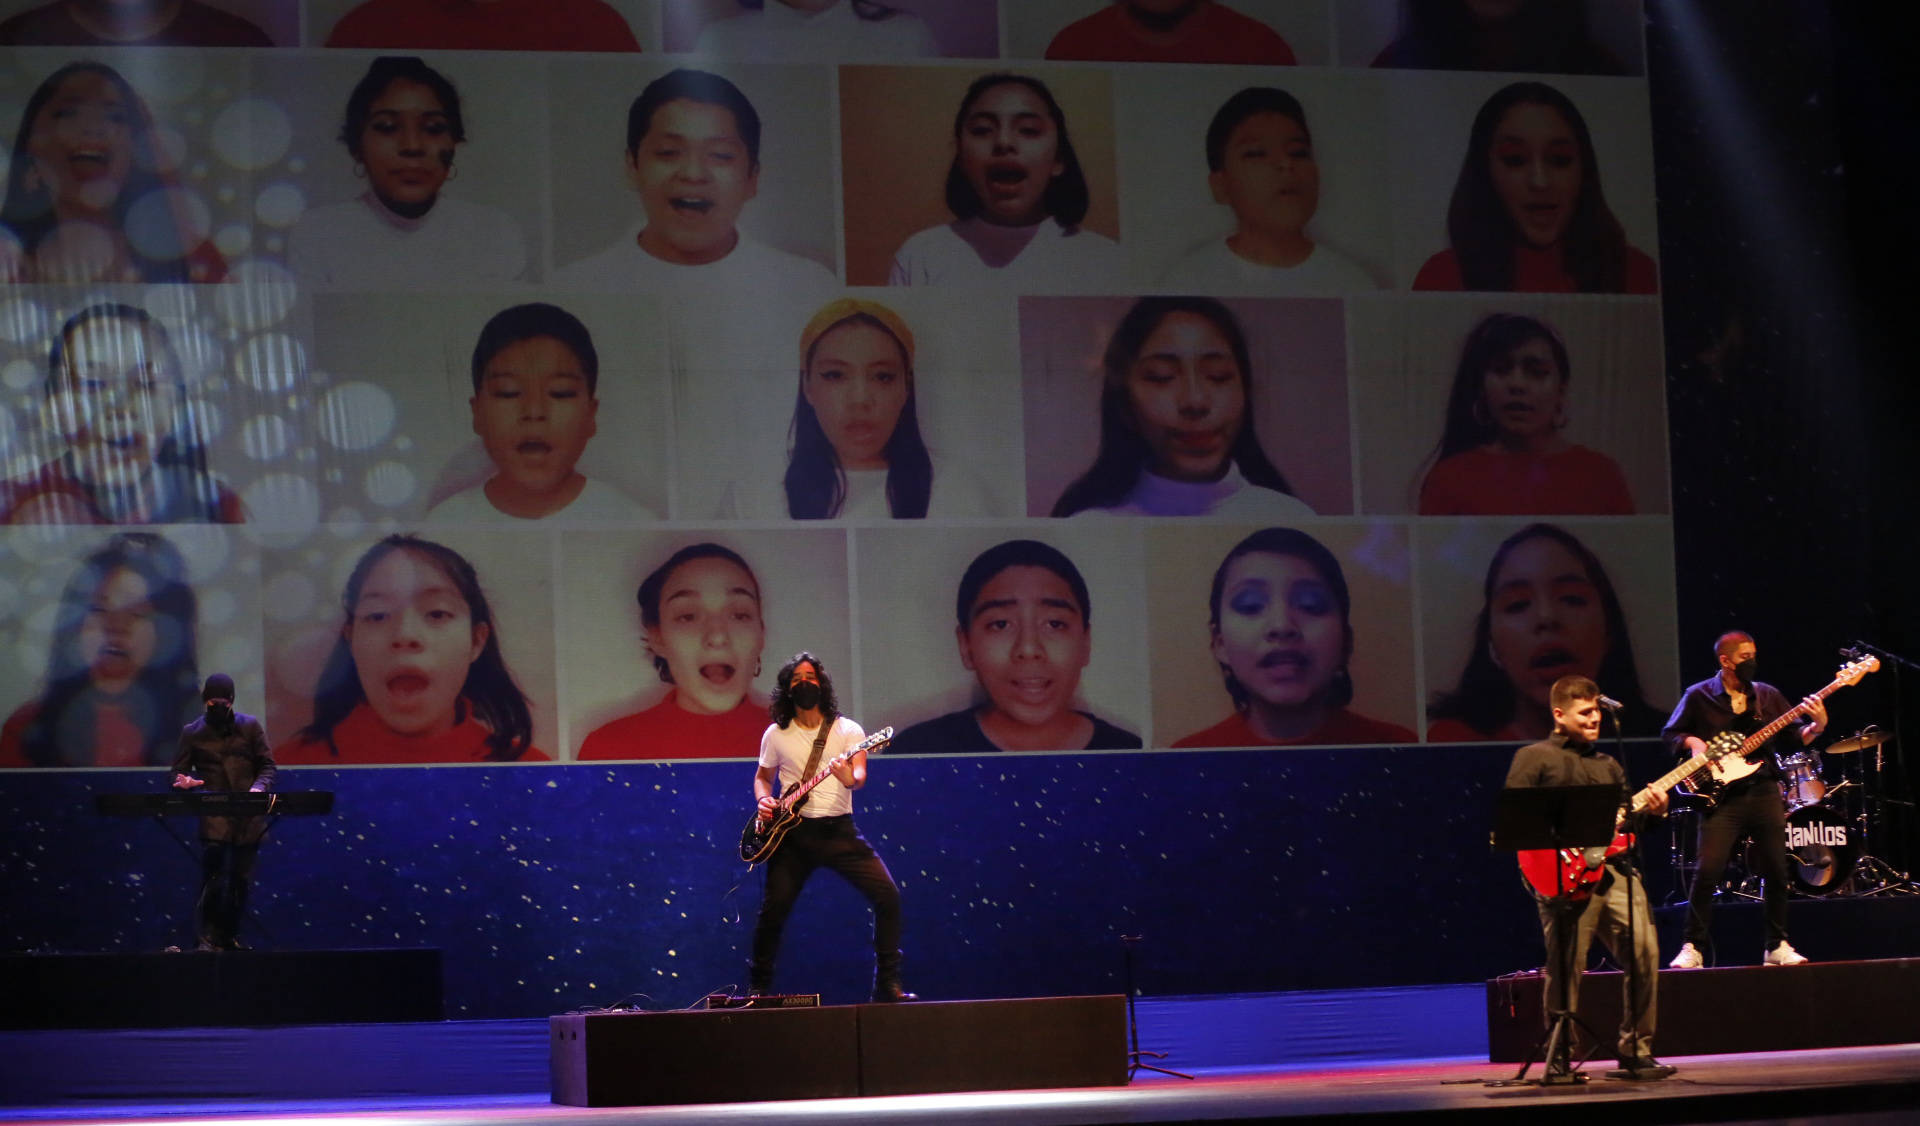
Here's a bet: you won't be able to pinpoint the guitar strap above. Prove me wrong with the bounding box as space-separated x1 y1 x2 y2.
791 721 832 812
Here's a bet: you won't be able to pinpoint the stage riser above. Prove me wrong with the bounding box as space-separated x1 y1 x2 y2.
1487 958 1920 1062
1652 896 1920 964
550 996 1128 1106
0 949 443 1029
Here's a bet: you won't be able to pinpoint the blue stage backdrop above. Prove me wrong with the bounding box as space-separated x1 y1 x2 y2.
0 742 1680 1017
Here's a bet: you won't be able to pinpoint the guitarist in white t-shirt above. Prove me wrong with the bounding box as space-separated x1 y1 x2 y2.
749 652 913 1002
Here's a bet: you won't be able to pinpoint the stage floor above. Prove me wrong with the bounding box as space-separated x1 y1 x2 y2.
7 1043 1920 1126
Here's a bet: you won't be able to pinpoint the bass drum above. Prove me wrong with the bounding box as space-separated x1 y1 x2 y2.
1785 805 1855 896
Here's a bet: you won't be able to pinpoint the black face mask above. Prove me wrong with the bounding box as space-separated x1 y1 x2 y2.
789 682 822 712
1733 658 1757 684
206 702 233 726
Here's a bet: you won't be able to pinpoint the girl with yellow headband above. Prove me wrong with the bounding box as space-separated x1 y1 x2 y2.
726 298 992 519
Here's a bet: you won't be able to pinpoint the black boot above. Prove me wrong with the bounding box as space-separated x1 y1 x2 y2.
872 952 916 1003
748 960 775 996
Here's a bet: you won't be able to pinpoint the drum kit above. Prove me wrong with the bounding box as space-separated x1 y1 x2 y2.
1668 726 1917 900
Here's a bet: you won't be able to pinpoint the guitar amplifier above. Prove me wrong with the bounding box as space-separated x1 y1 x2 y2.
702 992 820 1009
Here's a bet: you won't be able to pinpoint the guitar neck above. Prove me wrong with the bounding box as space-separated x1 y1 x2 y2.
1634 675 1843 811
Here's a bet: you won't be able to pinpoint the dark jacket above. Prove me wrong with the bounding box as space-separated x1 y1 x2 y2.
171 712 275 842
1661 676 1795 789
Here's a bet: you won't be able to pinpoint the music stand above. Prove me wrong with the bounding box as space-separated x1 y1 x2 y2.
1487 784 1622 1087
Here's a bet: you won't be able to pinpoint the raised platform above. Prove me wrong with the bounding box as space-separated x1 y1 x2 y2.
1486 957 1920 1062
0 948 443 1030
550 995 1127 1106
1652 893 1920 963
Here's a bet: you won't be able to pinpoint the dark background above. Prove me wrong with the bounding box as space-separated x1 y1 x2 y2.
3 0 1918 1018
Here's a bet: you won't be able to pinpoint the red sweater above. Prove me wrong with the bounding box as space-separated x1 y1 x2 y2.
0 460 245 525
1172 707 1417 749
577 693 767 760
277 701 547 764
325 0 640 51
1413 242 1659 295
1044 1 1295 65
0 699 149 767
1427 717 1524 744
1419 444 1635 516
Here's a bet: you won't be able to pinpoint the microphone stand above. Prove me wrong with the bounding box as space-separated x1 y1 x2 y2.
1607 702 1661 1074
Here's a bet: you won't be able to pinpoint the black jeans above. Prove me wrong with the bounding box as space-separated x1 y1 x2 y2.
1684 781 1790 950
751 815 901 975
198 840 259 947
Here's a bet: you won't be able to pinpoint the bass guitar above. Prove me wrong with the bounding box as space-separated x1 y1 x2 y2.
738 726 892 866
1517 654 1878 900
1682 654 1878 806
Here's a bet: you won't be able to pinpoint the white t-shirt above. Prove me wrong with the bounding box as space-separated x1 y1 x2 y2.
759 715 864 818
890 219 1124 293
722 454 996 519
1161 237 1380 294
424 478 658 523
694 0 938 61
553 228 837 296
1072 464 1318 519
288 192 528 287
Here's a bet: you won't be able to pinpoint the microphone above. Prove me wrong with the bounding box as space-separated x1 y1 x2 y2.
1840 646 1862 661
1597 695 1623 711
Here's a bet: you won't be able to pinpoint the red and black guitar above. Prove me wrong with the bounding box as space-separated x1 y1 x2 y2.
738 727 892 866
1517 655 1878 900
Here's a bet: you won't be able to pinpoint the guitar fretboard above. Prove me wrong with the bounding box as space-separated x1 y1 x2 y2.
1629 674 1849 812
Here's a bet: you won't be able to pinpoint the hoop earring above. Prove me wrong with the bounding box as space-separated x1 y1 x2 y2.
1553 404 1568 430
352 163 367 179
753 658 762 678
445 163 458 182
1471 396 1493 428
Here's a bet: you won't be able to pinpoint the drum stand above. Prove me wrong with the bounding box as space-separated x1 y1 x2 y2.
1850 735 1915 896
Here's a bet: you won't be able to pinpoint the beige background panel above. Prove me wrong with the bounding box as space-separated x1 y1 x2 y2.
1116 66 1393 288
261 525 559 755
840 64 1119 286
305 0 661 50
670 289 1026 521
1349 294 1670 515
1416 517 1680 718
1386 71 1659 290
1019 295 1352 517
247 51 549 281
548 58 837 275
1145 520 1416 747
1334 0 1647 75
1001 0 1332 65
557 527 851 760
0 525 265 738
309 292 670 520
853 522 1150 747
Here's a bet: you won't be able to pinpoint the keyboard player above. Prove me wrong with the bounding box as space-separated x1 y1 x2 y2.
171 674 276 951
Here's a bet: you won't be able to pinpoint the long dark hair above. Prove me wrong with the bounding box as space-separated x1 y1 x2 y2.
1431 313 1570 461
48 304 228 524
0 62 204 282
1384 0 1625 75
1051 297 1293 517
1427 523 1660 737
735 0 904 18
1446 82 1629 293
785 310 932 519
299 535 534 761
945 73 1089 229
769 651 839 730
1207 527 1353 715
22 533 199 767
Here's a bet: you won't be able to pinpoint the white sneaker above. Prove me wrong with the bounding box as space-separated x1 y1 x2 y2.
1669 943 1703 969
1764 942 1810 967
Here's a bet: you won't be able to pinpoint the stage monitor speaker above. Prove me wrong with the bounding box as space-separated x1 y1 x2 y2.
551 1006 860 1107
857 995 1128 1096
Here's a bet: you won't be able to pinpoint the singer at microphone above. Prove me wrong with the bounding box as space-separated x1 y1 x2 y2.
170 673 276 952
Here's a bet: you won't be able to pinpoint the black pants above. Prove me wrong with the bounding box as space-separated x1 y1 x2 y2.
198 841 259 948
751 815 901 976
1684 782 1790 950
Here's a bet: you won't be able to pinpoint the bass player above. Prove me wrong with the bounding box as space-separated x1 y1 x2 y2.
1665 631 1824 969
1506 675 1673 1081
749 652 913 1002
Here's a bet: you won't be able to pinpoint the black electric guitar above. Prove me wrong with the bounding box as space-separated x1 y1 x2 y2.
1682 655 1878 807
738 727 892 865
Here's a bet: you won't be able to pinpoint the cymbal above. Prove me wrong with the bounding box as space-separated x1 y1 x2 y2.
1828 728 1891 754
